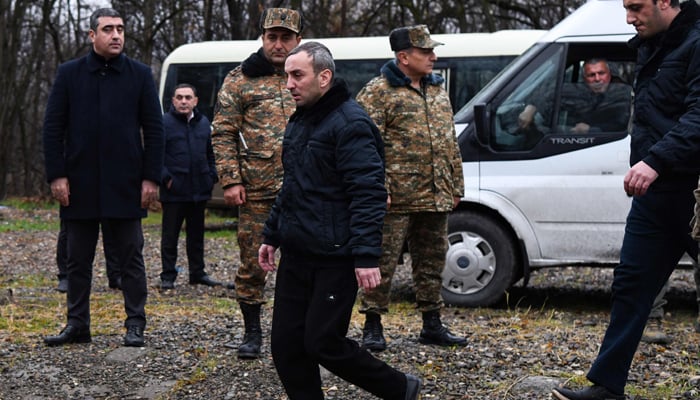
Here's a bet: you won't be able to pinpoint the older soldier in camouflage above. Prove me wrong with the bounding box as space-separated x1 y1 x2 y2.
211 8 302 359
356 25 466 352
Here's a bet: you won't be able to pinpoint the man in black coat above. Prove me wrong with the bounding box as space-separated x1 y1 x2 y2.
42 8 164 348
553 0 700 398
159 83 220 290
258 41 421 400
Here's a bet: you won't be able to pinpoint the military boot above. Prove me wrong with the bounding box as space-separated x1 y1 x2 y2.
418 310 467 347
238 303 262 359
362 312 387 352
641 317 671 344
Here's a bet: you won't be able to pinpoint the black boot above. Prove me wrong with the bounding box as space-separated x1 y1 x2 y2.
362 312 387 352
418 310 467 347
238 303 262 359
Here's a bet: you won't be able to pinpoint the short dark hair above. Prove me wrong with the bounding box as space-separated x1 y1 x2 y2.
89 8 122 32
174 83 197 96
288 42 335 76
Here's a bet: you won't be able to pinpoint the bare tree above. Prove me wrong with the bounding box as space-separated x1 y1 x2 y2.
0 0 588 199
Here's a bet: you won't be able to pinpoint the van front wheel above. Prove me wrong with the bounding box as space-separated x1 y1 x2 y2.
441 211 517 307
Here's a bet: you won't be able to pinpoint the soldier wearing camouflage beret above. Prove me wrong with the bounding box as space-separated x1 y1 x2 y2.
211 7 302 360
356 24 467 352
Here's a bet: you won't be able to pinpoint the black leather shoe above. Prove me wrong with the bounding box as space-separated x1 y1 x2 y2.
56 278 68 293
124 325 145 347
108 277 122 290
405 374 421 400
44 325 91 346
552 385 625 400
161 280 175 290
362 313 387 352
189 275 221 287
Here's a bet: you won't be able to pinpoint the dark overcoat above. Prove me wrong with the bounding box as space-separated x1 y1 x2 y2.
43 49 164 219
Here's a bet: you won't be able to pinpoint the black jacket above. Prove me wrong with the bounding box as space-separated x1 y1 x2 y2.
262 80 387 267
160 106 218 203
629 0 700 188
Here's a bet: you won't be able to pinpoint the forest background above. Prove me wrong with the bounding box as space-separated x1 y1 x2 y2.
0 0 586 199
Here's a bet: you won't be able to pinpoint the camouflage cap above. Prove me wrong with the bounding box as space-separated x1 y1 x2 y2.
260 8 303 34
389 25 443 51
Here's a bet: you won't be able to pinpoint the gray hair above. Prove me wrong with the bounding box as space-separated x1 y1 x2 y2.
90 8 122 32
289 41 335 76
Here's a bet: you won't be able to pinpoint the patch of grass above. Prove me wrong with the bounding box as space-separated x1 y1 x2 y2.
1 197 57 211
0 219 58 232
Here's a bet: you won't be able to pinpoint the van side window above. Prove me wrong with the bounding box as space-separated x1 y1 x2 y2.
557 81 632 134
556 60 633 134
491 46 563 151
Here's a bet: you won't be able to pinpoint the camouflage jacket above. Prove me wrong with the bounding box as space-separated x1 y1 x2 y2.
212 48 295 200
356 59 464 213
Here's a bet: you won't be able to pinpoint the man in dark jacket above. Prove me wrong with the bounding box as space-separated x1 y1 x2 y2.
42 8 164 348
553 0 700 398
159 83 220 290
258 42 421 400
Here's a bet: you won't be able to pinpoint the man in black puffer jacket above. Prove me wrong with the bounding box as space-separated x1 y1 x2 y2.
259 42 421 400
553 0 700 399
159 83 220 290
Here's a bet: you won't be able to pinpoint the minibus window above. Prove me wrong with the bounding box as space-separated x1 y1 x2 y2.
163 63 237 120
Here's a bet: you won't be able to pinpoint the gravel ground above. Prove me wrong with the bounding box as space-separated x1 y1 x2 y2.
1 207 700 399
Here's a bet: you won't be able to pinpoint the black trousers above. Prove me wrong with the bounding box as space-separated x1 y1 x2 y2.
160 201 207 282
57 219 120 282
271 253 407 400
64 218 147 329
587 182 698 394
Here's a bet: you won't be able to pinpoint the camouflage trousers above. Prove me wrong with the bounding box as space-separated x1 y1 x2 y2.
359 212 448 314
235 198 275 304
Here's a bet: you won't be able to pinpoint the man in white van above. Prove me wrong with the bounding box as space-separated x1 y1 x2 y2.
553 0 700 398
560 58 632 134
519 58 632 135
211 7 301 360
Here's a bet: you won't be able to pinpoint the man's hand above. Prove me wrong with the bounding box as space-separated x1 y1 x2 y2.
624 161 659 197
570 122 591 134
224 184 246 206
259 244 277 272
141 180 158 208
355 267 381 291
518 104 537 129
50 177 70 206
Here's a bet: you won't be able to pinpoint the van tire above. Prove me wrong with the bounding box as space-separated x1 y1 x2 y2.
441 211 517 307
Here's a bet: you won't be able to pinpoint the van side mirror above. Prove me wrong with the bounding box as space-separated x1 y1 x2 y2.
473 103 489 145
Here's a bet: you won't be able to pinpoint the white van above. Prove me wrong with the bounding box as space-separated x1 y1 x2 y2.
158 31 545 207
442 0 644 307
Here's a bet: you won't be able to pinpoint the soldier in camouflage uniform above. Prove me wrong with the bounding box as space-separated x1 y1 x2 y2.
211 7 302 359
355 25 466 352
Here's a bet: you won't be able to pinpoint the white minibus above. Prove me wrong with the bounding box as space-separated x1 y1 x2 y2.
442 0 661 307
